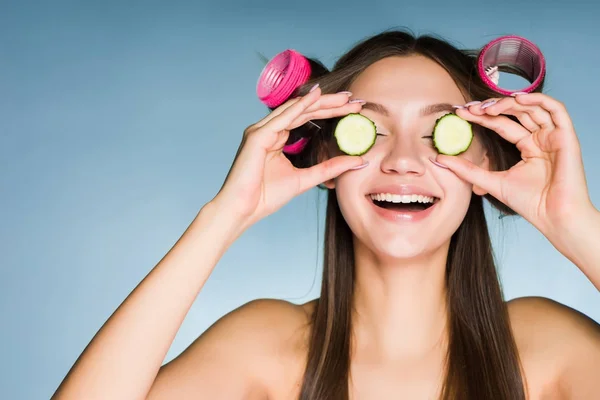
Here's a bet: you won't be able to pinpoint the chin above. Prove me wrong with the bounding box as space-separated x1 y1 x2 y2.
356 232 448 262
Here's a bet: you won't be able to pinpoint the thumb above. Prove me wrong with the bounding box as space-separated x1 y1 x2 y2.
298 156 366 192
435 154 500 197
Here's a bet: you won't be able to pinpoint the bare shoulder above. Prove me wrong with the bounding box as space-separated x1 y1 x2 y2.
507 296 600 351
205 297 313 338
507 296 600 399
148 298 315 400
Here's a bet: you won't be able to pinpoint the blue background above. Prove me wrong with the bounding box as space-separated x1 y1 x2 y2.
1 1 599 398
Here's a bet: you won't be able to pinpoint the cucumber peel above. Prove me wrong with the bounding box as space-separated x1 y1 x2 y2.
432 114 473 156
334 113 377 156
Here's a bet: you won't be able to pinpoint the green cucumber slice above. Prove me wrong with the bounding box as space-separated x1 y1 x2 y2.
432 114 473 156
334 113 377 156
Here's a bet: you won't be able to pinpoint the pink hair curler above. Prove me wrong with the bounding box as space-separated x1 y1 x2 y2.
257 49 312 108
282 136 310 154
478 35 546 96
257 49 319 155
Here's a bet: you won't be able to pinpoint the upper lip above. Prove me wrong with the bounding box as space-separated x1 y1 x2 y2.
367 184 441 199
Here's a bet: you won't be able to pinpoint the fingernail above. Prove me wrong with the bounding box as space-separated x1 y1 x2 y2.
338 91 353 96
464 101 481 107
349 99 366 104
350 161 369 170
310 83 320 92
481 99 497 109
429 156 449 169
510 91 528 97
452 105 466 109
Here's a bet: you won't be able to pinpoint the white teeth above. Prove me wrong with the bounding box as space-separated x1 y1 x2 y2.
369 193 437 203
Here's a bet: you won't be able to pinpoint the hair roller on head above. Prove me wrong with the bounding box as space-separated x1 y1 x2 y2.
477 35 546 96
257 49 312 109
256 49 328 155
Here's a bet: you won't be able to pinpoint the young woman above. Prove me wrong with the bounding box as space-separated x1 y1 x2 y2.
53 30 600 399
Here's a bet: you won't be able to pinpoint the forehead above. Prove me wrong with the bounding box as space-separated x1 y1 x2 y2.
348 55 466 106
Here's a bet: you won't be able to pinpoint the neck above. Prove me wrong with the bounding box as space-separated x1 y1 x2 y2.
351 239 450 362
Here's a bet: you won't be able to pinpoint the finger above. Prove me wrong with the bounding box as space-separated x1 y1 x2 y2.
252 98 302 130
455 107 531 144
465 98 501 115
254 86 324 136
487 97 556 131
296 156 366 192
478 97 541 133
523 105 555 131
302 91 354 112
288 101 364 130
435 154 504 199
240 89 327 154
513 93 574 130
499 109 539 133
254 91 353 129
249 88 324 150
488 108 539 133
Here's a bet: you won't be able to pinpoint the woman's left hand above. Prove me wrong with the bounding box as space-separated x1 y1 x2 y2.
436 93 595 238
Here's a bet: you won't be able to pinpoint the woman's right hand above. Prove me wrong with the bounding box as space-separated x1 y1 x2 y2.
211 85 366 228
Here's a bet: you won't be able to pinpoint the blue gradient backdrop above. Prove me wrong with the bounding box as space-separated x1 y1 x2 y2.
1 1 599 399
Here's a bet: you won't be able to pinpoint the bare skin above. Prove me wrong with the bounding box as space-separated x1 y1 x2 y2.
146 296 600 400
52 56 600 400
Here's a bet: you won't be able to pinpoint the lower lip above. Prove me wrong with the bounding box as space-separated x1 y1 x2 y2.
368 197 438 222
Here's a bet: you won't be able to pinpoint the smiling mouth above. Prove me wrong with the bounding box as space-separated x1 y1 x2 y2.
368 193 440 212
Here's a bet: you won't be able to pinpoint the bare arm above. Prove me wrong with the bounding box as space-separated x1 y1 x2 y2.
147 298 310 400
509 297 600 399
51 88 364 400
52 202 247 400
551 207 600 291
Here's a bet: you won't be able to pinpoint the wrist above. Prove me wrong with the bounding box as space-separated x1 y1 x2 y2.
195 199 250 245
548 204 600 269
556 204 599 237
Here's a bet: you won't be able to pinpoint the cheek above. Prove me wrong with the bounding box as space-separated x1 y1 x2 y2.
437 173 474 232
333 173 355 199
334 172 363 210
333 172 370 230
446 180 473 212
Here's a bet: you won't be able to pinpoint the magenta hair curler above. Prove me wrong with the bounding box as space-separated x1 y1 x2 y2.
280 136 309 155
256 49 312 108
478 35 546 96
256 49 317 155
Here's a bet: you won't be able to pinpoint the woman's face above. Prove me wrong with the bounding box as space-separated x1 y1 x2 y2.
332 55 489 260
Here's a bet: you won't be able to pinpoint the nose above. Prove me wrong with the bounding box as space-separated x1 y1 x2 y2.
379 134 428 176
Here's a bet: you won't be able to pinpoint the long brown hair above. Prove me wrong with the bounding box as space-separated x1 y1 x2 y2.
283 30 543 399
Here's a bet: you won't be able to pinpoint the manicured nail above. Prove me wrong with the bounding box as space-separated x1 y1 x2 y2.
429 156 449 169
310 83 320 92
350 161 369 170
510 91 528 97
349 99 366 104
465 101 481 107
481 99 497 109
452 105 466 109
338 91 353 96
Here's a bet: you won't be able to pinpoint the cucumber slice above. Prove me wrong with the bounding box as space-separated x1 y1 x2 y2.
432 114 473 156
334 113 377 156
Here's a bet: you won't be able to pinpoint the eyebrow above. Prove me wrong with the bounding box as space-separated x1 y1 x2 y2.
362 102 456 116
